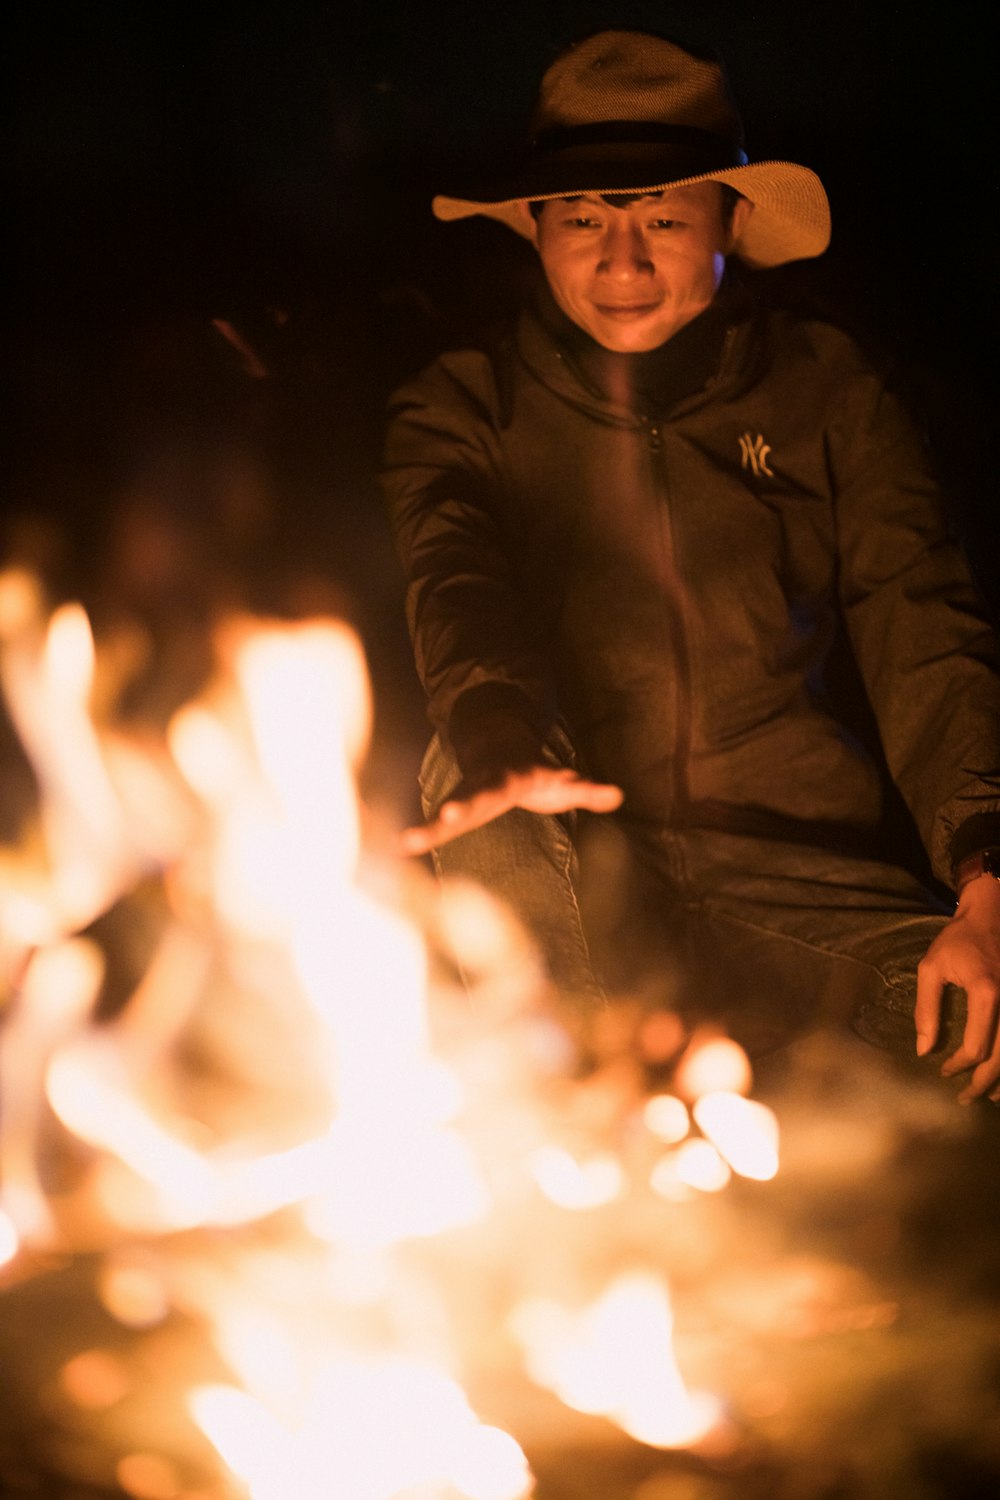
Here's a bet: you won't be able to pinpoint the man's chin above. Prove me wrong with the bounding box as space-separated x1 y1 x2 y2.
592 323 671 353
584 306 673 353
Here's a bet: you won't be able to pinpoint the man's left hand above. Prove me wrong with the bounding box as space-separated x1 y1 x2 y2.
398 764 623 856
915 873 1000 1102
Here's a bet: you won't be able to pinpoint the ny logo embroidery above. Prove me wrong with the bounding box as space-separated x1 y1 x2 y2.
738 431 774 478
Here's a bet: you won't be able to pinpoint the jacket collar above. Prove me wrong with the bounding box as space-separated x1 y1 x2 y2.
516 271 758 424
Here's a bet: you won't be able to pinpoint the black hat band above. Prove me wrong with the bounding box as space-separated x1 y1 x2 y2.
532 121 748 172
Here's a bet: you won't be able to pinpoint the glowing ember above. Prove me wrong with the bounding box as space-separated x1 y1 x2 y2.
655 1139 732 1195
674 1033 753 1099
116 1451 183 1500
528 1145 624 1208
59 1349 132 1409
642 1093 690 1144
693 1092 780 1181
98 1251 171 1329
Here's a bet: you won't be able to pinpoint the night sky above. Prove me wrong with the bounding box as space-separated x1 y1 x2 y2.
12 3 993 332
8 1 998 766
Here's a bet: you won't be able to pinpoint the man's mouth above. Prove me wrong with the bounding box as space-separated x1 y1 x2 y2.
593 301 662 321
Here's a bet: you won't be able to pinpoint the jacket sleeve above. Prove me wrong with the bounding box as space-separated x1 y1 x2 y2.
829 357 1000 888
381 350 554 764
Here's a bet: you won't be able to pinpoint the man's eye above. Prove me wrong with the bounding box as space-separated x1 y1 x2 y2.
651 218 680 229
566 216 601 228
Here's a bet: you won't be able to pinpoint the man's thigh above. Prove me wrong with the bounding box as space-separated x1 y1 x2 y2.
415 739 963 1065
419 732 606 1003
626 824 960 1061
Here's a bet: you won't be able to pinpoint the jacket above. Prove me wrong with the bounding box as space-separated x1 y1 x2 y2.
383 294 1000 889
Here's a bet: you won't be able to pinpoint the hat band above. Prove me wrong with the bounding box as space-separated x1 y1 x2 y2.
533 120 748 171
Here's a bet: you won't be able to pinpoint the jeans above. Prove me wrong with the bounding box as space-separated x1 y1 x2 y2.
419 729 965 1069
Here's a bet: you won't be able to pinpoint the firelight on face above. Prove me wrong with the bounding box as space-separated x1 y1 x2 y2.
523 182 750 353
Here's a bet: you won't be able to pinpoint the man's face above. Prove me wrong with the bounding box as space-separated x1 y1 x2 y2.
522 182 749 353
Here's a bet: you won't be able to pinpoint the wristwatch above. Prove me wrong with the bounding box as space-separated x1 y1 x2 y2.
955 848 1000 895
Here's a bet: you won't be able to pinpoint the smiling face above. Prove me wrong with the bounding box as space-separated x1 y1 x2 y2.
521 182 751 352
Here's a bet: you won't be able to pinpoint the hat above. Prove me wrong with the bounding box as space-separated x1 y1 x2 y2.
433 31 830 268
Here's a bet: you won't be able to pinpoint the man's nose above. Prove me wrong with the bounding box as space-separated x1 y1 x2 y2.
598 221 653 280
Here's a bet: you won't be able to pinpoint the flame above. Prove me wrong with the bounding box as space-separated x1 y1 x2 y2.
167 618 371 937
0 938 104 1245
44 601 95 698
0 582 782 1493
0 1207 18 1268
30 618 490 1248
0 571 189 949
47 1036 218 1231
511 1272 720 1448
191 1358 533 1500
0 584 133 927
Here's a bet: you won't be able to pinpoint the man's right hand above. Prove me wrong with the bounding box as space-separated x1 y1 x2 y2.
399 764 623 856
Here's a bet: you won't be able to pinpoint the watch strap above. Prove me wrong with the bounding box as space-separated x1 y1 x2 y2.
955 848 1000 895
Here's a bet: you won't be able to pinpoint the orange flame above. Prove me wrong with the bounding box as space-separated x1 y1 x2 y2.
191 1357 533 1500
511 1272 720 1448
1 582 779 1493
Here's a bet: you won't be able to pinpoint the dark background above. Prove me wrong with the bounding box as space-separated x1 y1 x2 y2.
8 0 998 796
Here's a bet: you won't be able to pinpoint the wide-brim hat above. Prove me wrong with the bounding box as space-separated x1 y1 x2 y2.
433 31 830 269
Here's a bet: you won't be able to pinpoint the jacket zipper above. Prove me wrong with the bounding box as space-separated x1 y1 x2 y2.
642 324 742 817
644 417 692 819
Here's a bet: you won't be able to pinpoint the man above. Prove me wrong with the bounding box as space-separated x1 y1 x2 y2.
383 31 1000 1099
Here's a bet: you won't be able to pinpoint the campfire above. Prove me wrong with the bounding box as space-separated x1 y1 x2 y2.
1 565 997 1500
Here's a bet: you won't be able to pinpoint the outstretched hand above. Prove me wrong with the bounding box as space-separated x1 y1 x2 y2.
399 764 623 856
915 873 1000 1102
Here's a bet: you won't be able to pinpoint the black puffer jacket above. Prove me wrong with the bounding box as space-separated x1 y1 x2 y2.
383 296 1000 887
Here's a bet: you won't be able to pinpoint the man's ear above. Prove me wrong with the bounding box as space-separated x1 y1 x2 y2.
727 194 754 254
511 200 539 246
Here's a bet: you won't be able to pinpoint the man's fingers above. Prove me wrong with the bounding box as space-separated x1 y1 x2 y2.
913 954 943 1056
940 975 1000 1078
397 822 442 857
399 768 624 856
957 1041 1000 1104
399 792 510 854
398 815 476 856
573 780 625 813
518 771 623 815
915 889 1000 1097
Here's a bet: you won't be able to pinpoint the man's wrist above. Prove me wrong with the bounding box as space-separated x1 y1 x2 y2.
455 715 546 781
448 683 549 779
